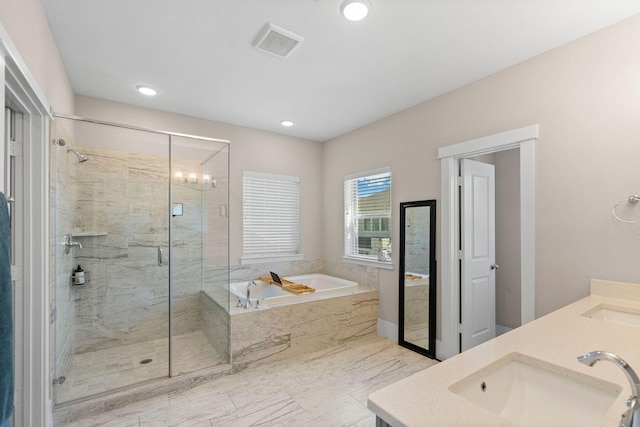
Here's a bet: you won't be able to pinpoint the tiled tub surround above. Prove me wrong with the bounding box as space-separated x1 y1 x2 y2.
231 286 379 368
222 260 380 367
200 291 230 362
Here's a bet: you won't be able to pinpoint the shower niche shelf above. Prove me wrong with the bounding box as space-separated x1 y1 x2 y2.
71 231 108 237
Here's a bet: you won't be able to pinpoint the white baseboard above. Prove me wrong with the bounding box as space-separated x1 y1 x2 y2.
435 339 443 360
377 319 398 342
496 324 514 336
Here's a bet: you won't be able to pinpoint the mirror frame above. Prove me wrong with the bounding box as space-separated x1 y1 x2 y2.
398 199 437 359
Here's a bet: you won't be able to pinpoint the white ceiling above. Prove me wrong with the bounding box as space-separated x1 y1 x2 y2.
40 0 640 142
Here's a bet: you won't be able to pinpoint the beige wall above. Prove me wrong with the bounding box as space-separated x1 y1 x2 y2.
0 0 74 113
494 149 521 329
323 14 640 329
74 96 324 264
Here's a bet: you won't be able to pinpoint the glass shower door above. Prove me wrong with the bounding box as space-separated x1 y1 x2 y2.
52 118 171 403
169 136 230 375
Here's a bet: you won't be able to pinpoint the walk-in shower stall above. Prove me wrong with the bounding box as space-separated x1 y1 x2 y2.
49 116 230 404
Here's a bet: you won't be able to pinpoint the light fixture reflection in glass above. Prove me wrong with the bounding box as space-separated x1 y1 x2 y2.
175 171 217 187
341 0 371 21
203 174 217 189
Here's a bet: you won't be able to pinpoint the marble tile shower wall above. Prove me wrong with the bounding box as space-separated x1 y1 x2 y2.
50 124 78 387
72 145 205 354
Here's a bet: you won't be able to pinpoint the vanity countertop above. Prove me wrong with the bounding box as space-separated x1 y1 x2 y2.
368 279 640 426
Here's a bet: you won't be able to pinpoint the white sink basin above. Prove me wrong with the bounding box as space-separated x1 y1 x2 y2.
449 353 622 427
583 304 640 327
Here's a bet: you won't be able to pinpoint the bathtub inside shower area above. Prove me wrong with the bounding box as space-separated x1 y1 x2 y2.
227 268 379 368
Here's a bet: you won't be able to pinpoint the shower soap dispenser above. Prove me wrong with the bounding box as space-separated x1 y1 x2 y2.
72 265 86 285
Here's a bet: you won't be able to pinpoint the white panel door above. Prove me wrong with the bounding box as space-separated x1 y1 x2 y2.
461 158 496 352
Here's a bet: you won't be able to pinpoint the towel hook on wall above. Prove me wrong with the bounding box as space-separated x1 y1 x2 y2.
613 194 640 223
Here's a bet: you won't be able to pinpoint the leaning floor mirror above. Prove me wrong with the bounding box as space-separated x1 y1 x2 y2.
399 199 437 359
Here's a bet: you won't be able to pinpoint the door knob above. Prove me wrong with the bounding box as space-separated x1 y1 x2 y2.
491 263 499 270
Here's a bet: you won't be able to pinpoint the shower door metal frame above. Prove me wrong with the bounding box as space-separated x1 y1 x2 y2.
52 113 230 379
52 113 230 144
168 135 173 376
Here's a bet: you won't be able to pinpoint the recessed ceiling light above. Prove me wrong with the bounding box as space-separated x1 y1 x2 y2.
136 85 157 96
280 120 295 127
341 0 371 21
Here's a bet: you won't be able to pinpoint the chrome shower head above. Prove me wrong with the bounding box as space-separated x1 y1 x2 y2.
67 148 88 163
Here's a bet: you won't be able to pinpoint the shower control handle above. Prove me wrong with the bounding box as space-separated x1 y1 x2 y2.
157 246 163 266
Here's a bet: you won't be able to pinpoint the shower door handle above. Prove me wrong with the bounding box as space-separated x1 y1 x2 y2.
157 246 163 266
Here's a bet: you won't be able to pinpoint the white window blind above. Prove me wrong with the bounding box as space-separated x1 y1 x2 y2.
344 167 392 263
242 171 301 262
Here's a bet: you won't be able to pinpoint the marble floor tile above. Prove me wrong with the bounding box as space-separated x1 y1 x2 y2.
63 395 169 427
349 415 376 427
207 391 303 427
56 335 438 427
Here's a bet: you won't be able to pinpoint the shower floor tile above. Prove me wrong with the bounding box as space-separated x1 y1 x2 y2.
56 331 225 403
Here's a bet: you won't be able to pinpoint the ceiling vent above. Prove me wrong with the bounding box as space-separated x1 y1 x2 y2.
252 23 304 58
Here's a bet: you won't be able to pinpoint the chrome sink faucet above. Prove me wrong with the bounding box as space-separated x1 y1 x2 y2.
245 281 256 309
578 351 640 427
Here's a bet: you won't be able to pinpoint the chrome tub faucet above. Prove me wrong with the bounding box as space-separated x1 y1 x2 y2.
245 281 256 309
578 350 640 427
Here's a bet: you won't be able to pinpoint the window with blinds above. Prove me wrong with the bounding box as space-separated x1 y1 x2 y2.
242 171 302 262
344 167 392 263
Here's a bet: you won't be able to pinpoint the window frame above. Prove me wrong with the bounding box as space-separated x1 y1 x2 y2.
343 167 393 269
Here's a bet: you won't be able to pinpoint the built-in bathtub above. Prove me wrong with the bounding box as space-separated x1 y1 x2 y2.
230 274 359 306
228 273 378 367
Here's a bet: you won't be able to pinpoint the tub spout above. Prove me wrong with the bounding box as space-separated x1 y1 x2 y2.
245 281 256 309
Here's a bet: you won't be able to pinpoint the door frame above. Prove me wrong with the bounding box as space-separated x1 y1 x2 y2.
1 25 53 425
437 125 537 360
